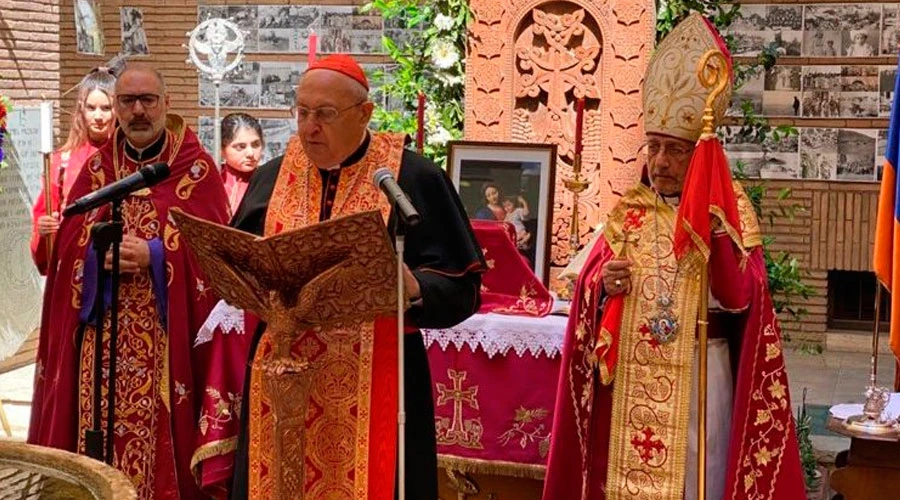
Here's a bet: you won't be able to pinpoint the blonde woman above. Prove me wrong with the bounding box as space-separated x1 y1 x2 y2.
30 68 116 274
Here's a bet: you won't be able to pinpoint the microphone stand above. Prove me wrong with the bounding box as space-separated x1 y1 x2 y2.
83 199 124 465
390 212 408 500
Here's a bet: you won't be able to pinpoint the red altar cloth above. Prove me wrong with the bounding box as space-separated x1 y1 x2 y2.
423 313 568 477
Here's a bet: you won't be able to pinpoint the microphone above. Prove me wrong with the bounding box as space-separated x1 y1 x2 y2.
372 168 421 227
63 162 171 216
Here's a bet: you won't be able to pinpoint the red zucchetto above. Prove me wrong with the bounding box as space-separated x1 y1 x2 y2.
304 54 369 90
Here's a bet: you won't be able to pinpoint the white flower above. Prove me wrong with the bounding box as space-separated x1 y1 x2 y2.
427 126 453 147
436 71 464 87
431 39 460 69
433 14 454 32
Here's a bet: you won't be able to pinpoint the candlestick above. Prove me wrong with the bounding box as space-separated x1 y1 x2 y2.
39 101 53 154
416 92 425 154
574 98 584 159
307 30 317 66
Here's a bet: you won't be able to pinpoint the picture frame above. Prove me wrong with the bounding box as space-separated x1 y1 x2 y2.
446 141 557 286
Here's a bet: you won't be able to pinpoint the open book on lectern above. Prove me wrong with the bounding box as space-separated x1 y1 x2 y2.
170 208 399 331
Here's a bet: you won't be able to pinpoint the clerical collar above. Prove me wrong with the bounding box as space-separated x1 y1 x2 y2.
319 132 371 172
124 132 165 163
658 192 681 207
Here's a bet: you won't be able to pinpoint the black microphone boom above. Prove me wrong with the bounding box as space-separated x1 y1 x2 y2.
63 162 171 216
372 168 421 227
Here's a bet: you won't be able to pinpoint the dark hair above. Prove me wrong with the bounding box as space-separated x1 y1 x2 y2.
221 112 264 149
61 69 117 152
482 182 501 199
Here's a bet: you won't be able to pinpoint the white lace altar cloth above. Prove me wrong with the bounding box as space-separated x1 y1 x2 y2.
195 300 245 347
422 312 568 359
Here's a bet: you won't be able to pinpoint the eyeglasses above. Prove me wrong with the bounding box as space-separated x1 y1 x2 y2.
646 141 694 160
291 100 366 124
116 94 161 109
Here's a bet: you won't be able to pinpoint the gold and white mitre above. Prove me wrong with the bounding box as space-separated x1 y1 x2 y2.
643 13 733 142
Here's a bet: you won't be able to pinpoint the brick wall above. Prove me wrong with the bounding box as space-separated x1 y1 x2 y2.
0 0 60 127
747 179 881 343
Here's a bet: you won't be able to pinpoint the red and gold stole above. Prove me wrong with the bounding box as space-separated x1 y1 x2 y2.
602 184 704 500
248 132 406 500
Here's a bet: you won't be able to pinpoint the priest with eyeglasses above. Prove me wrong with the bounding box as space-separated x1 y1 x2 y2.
541 14 806 500
28 63 230 500
219 54 486 500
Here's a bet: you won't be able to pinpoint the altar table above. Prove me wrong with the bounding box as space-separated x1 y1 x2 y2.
423 312 568 499
827 397 900 500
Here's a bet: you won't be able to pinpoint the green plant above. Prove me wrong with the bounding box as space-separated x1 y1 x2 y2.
363 0 470 167
795 388 821 490
733 162 817 347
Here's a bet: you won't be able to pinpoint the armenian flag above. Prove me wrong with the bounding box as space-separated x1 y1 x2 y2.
873 57 900 362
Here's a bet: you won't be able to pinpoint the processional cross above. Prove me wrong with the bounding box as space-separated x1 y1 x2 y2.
185 17 244 167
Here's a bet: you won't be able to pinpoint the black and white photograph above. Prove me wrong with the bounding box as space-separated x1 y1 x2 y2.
803 5 842 57
724 129 766 178
763 91 801 116
765 66 801 91
350 30 384 54
880 65 897 117
800 128 839 180
198 5 227 23
258 5 292 29
259 29 290 52
802 66 841 118
318 29 353 53
840 5 880 57
883 4 900 55
230 62 261 85
120 7 149 56
759 152 802 179
292 6 323 30
841 66 879 92
768 4 803 56
74 0 104 55
728 71 763 116
839 92 879 118
447 141 557 285
837 129 877 181
260 118 297 163
199 72 261 109
763 132 800 155
877 129 890 180
802 65 841 91
220 82 260 108
227 5 259 53
802 91 841 118
259 62 303 109
727 5 801 56
197 116 215 157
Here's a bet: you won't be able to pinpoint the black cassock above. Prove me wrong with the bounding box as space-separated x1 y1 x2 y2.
229 135 485 500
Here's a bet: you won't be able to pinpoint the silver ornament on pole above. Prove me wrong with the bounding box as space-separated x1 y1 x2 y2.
185 18 245 168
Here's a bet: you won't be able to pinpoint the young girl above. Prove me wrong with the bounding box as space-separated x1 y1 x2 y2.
220 112 264 214
31 68 116 274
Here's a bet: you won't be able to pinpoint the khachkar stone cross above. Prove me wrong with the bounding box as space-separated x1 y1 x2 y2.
185 18 245 168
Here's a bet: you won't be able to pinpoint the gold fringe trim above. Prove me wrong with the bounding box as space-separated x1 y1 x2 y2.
437 454 546 481
190 436 238 481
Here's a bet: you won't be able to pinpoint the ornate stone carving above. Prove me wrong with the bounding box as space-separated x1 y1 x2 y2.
465 0 655 264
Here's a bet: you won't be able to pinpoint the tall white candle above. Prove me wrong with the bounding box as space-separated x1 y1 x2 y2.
39 101 53 154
